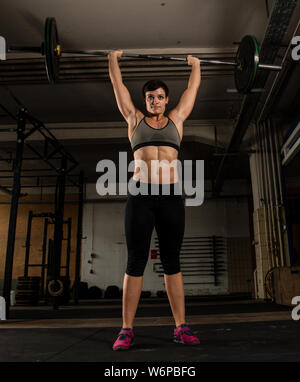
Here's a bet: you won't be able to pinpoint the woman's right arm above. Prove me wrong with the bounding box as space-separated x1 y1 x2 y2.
108 50 137 123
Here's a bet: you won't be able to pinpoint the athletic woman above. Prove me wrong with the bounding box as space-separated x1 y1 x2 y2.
108 50 201 350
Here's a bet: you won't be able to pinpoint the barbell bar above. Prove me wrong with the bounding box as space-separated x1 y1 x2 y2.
62 48 238 65
61 48 282 70
8 17 282 92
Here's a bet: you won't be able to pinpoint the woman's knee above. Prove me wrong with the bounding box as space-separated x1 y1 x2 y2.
160 254 181 275
126 252 148 277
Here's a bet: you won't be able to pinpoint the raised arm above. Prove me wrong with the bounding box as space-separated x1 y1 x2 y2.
108 50 137 122
172 56 201 122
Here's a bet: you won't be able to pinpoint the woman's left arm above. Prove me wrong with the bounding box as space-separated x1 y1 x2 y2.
171 56 201 123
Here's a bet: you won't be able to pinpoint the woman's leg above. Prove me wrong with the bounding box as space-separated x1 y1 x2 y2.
164 272 186 327
123 194 155 327
113 195 154 350
155 195 200 345
155 195 186 326
122 273 143 328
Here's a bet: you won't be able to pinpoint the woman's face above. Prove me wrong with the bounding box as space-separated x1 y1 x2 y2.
144 87 169 115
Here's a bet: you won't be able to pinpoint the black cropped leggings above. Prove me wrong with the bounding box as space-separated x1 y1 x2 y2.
125 183 185 277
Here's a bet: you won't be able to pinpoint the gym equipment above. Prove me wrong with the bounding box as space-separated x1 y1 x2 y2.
23 211 55 298
87 286 103 299
22 210 72 302
1 108 82 318
8 17 282 92
15 276 40 306
47 279 64 297
140 291 151 298
234 35 259 93
104 285 120 299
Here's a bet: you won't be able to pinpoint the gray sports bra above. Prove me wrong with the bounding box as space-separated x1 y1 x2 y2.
130 117 181 153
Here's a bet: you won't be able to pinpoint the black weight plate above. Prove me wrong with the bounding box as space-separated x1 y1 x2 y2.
104 285 120 298
44 17 60 84
48 279 64 296
234 35 259 93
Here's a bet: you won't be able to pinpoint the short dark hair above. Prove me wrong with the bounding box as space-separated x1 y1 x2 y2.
142 79 169 98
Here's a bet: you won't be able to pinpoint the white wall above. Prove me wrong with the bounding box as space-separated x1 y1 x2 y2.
81 182 251 296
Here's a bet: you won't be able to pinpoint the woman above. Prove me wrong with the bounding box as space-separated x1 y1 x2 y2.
108 50 201 350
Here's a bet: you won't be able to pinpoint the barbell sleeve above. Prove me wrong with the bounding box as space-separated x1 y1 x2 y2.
62 49 107 56
257 63 282 71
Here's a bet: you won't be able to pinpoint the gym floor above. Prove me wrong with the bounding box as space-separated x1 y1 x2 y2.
0 295 298 363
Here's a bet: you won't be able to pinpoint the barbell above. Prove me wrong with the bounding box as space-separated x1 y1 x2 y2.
8 17 282 92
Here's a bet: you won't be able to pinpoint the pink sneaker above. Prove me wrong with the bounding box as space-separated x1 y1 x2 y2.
174 324 200 345
112 328 134 351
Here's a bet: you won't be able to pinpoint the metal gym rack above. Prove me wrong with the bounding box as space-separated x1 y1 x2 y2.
0 107 84 318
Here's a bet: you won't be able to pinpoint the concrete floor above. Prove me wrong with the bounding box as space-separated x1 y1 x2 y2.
0 296 299 363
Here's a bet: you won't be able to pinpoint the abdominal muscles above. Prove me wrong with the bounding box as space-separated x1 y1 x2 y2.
132 145 180 184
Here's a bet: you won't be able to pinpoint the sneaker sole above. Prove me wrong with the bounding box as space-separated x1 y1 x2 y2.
173 337 200 345
112 341 134 351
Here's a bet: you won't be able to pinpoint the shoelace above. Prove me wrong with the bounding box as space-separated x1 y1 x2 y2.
118 333 131 341
182 329 195 337
177 326 197 337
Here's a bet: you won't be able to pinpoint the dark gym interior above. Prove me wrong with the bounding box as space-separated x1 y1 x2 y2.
0 0 300 367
